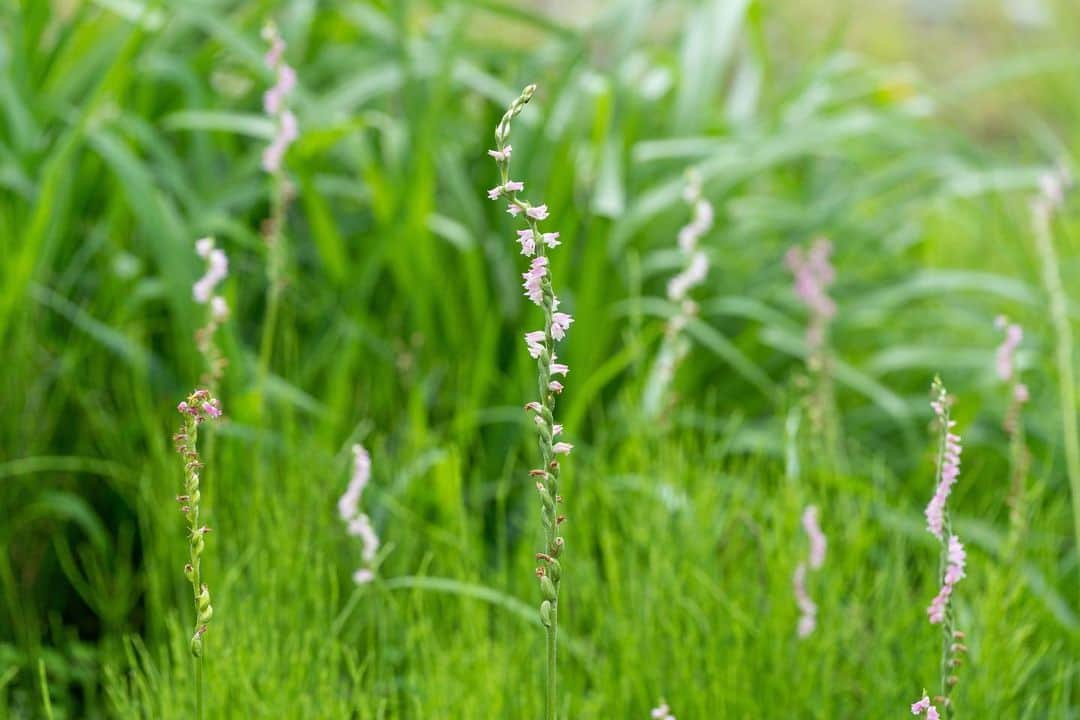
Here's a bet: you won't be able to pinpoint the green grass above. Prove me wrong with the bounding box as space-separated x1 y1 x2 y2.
2 0 1079 717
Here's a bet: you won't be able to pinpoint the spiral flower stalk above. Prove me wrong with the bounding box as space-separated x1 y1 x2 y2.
192 237 229 390
488 84 572 720
173 389 222 719
922 378 968 717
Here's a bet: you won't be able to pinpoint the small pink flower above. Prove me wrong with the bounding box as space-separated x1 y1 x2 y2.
552 424 563 436
802 505 826 570
552 442 573 455
522 256 548 305
549 381 563 393
524 331 546 359
487 145 511 162
516 229 536 256
504 180 524 192
488 186 503 200
551 312 574 341
542 232 561 248
507 204 522 217
352 568 375 584
911 695 931 714
202 402 221 418
524 401 542 413
210 296 229 322
550 361 569 376
526 204 549 220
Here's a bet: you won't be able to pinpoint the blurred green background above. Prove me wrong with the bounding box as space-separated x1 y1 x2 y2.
2 0 1079 717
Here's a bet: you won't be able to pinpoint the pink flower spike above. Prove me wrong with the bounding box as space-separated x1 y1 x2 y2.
552 442 573 455
526 204 549 220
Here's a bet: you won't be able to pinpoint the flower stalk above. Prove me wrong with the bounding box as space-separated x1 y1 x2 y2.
994 316 1030 556
488 84 573 720
1030 168 1080 567
258 22 298 411
923 378 968 718
642 170 712 421
192 237 230 391
173 389 222 720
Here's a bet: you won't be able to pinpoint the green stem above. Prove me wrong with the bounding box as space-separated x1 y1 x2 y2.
546 611 557 720
195 657 203 720
257 174 287 416
1031 204 1080 576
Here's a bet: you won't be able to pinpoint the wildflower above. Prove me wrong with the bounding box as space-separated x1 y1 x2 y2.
489 84 572 719
525 331 546 359
339 444 379 584
920 378 970 707
793 504 825 638
192 238 228 304
994 315 1023 381
651 702 676 720
551 312 574 341
173 388 222 702
261 24 299 174
802 505 826 570
517 229 537 256
911 694 940 718
792 562 817 638
522 256 548 306
667 252 708 302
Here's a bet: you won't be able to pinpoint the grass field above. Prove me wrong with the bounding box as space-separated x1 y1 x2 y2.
2 1 1079 717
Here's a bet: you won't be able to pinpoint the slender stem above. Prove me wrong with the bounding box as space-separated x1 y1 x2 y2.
195 657 203 720
1031 204 1080 572
546 609 557 720
257 174 287 414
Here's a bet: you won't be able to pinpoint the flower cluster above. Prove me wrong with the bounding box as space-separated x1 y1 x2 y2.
924 389 962 540
338 444 379 584
642 173 713 420
488 84 570 720
911 693 940 720
261 23 298 174
192 237 230 388
667 171 712 306
193 237 228 306
927 535 966 624
785 237 836 360
651 701 676 720
172 389 223 659
792 505 826 638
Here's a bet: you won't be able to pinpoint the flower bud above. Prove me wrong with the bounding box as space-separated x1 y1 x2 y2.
540 600 553 627
540 574 558 601
190 631 204 658
184 563 196 582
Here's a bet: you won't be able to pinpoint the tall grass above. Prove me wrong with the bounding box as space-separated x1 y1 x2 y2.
2 1 1079 717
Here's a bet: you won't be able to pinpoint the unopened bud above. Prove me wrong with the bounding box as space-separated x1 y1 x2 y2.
540 574 557 601
540 600 553 627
